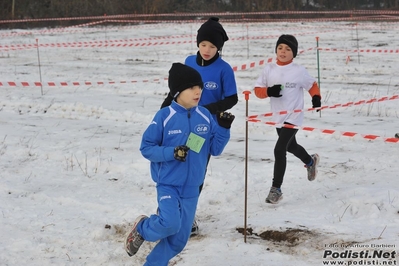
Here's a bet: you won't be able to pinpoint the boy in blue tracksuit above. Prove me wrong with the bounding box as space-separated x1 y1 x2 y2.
124 62 234 266
161 16 238 236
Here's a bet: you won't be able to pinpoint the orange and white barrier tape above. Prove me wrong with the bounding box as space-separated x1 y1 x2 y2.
318 47 399 54
0 38 195 51
0 78 168 87
0 57 275 87
1 45 397 87
0 28 338 52
248 95 399 119
248 120 399 144
0 20 166 38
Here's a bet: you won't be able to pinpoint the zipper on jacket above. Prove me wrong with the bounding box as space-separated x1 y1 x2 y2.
181 108 192 197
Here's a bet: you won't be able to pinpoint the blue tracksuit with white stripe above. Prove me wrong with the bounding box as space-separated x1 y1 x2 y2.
137 100 230 266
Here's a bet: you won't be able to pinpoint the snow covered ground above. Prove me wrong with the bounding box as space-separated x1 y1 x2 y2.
0 20 398 265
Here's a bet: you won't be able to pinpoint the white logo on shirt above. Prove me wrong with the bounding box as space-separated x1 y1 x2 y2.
194 124 209 135
204 81 218 90
284 82 296 88
168 129 182 135
160 195 171 201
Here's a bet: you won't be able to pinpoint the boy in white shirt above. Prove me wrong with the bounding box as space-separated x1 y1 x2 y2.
253 34 321 204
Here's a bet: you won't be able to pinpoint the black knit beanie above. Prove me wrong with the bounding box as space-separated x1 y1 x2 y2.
196 17 229 51
275 34 298 58
168 63 203 99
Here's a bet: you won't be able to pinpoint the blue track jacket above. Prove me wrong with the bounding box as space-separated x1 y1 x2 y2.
140 100 230 198
185 55 237 107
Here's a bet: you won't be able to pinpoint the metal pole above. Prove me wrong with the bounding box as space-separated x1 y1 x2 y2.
243 90 251 243
316 36 320 89
246 25 249 59
355 23 360 64
36 39 43 95
316 37 321 117
12 0 15 19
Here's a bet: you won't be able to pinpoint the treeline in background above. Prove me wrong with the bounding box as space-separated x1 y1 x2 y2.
2 0 399 21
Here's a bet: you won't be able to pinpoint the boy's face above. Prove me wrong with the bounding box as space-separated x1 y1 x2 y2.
198 41 218 61
176 85 203 109
276 43 294 62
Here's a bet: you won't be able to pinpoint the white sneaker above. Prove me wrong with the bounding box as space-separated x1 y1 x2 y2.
265 187 283 204
191 218 199 237
305 154 320 181
124 215 148 257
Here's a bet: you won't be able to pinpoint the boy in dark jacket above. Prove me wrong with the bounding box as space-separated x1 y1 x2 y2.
124 63 234 266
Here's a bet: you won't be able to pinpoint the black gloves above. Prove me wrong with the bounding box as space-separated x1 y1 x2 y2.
217 111 235 129
312 95 321 111
174 145 190 162
267 84 283 98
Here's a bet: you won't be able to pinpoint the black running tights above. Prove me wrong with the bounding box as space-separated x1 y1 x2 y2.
272 126 312 188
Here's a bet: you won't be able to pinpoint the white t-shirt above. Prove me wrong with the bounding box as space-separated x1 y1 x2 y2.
254 62 316 126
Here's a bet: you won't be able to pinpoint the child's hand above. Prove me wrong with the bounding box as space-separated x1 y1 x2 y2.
174 145 190 162
267 84 283 97
312 95 321 112
217 111 235 129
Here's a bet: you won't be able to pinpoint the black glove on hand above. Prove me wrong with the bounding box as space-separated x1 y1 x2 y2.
217 111 235 129
312 95 321 112
267 84 283 98
174 145 190 162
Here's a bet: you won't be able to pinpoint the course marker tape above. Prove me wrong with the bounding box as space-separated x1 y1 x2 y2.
249 95 399 119
248 120 399 143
